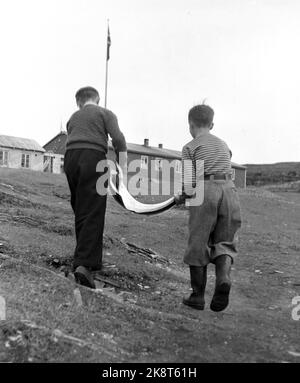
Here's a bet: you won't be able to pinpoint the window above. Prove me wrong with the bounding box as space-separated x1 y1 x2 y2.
0 151 8 166
175 160 182 173
141 155 148 169
155 158 163 171
231 168 236 181
21 153 30 168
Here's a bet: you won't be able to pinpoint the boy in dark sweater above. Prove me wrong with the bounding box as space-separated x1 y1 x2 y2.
175 104 242 312
64 86 127 288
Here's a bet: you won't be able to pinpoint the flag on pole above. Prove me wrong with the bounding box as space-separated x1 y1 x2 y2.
106 25 111 61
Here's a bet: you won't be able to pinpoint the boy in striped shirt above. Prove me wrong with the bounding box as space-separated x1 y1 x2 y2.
175 104 242 312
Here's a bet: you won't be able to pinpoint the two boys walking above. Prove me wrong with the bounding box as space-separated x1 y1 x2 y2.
64 86 241 312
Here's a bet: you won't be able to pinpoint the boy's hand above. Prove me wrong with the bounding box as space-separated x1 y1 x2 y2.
174 192 186 205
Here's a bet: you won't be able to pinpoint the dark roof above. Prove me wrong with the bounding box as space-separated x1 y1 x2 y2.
44 132 67 155
0 135 45 152
114 142 181 160
43 132 181 159
123 143 246 169
43 132 246 170
231 162 247 170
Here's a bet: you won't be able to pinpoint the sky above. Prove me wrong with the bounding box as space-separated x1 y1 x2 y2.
0 0 299 164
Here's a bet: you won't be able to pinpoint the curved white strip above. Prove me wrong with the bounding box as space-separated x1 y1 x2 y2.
109 162 175 214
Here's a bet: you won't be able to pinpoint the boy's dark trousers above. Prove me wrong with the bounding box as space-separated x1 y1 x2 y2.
64 149 108 271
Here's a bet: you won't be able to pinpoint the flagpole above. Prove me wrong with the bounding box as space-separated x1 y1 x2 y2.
104 19 110 108
104 58 109 108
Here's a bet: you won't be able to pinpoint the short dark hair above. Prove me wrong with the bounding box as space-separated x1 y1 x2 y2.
188 104 214 127
75 86 99 105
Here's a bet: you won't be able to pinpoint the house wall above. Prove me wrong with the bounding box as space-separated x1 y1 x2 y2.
0 147 44 171
108 146 246 192
108 147 181 196
52 154 64 174
232 167 246 188
43 153 65 174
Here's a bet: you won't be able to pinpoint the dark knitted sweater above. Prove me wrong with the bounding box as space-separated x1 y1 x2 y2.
66 104 127 154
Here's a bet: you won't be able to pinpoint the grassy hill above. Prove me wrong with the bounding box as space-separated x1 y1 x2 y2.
245 162 300 186
0 167 300 362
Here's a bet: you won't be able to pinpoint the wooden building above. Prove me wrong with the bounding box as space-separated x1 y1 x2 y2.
42 132 247 189
0 135 45 171
43 132 66 174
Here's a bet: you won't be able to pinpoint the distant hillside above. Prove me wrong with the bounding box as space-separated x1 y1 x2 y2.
245 162 300 186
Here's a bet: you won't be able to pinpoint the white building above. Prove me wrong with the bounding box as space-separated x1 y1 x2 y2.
43 133 247 187
0 135 45 171
43 132 66 174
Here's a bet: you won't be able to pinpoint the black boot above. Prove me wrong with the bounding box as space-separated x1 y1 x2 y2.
74 266 96 289
183 266 207 310
210 255 232 312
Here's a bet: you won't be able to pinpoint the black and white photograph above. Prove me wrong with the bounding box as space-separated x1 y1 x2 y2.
0 0 299 370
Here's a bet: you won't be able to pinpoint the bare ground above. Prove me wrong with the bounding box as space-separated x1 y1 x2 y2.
0 167 299 363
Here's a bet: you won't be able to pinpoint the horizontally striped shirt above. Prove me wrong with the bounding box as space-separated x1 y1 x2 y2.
182 133 232 196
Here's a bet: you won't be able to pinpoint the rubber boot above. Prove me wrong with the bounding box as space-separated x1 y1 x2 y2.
210 255 232 312
183 266 207 310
